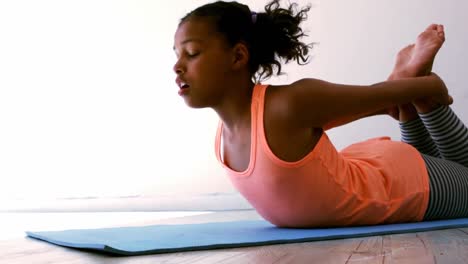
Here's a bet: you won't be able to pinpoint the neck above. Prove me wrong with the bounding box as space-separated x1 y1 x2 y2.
212 78 256 133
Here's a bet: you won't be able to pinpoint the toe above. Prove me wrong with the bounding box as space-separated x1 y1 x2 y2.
426 24 438 31
437 24 445 41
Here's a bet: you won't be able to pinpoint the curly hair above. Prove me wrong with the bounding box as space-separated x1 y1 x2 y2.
180 0 313 82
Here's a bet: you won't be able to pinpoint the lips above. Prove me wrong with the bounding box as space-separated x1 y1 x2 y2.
176 78 190 96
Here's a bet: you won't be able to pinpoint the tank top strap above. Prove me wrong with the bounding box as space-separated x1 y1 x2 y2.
215 120 223 163
251 83 268 129
214 84 268 170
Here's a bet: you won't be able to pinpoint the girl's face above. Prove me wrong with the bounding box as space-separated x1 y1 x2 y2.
173 18 234 108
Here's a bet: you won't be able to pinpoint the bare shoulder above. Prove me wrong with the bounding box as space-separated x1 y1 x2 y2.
264 78 329 128
268 78 332 105
263 83 295 125
263 81 324 161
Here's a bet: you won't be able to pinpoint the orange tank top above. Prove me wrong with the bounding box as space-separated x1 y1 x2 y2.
215 84 430 227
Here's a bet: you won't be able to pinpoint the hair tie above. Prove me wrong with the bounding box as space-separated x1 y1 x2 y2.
251 12 257 24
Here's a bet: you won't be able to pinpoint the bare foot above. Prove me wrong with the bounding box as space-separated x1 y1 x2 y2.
390 44 415 80
391 24 445 79
410 24 445 76
388 24 445 120
411 24 446 113
388 44 418 122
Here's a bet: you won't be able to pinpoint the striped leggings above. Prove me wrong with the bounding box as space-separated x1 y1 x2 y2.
399 106 468 220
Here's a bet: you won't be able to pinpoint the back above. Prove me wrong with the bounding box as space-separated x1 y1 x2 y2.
215 84 430 227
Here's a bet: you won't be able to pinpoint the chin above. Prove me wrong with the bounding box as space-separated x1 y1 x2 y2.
184 99 208 109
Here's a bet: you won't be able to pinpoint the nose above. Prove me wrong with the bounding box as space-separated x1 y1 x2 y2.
173 59 184 75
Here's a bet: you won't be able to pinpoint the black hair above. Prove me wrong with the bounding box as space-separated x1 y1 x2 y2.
180 0 313 82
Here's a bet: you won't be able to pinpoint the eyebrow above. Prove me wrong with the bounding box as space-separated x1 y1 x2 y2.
173 38 204 51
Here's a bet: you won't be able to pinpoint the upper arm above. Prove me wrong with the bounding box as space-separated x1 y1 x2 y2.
281 78 371 129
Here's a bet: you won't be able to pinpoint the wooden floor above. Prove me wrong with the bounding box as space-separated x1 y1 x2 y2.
1 210 468 264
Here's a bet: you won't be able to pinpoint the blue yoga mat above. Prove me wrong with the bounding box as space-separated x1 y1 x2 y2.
26 218 468 256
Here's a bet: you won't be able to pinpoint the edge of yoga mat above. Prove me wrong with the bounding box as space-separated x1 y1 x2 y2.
26 218 468 256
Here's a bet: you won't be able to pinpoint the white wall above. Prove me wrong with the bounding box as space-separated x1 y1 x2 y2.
0 0 466 210
312 0 468 149
0 0 231 203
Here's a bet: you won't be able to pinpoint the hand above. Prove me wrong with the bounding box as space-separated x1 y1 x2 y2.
428 72 453 105
386 105 400 121
413 73 453 113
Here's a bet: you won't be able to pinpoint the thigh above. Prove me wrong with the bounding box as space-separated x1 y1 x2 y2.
422 154 468 220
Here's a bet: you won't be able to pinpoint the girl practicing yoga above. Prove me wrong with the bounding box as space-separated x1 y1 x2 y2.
172 0 468 227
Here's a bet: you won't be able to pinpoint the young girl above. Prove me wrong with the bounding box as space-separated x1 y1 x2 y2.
173 0 468 227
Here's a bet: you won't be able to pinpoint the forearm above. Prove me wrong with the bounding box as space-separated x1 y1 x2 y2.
371 76 439 103
324 73 409 129
333 75 444 119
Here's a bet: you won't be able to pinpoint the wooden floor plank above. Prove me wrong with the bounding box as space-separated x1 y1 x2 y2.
379 233 435 264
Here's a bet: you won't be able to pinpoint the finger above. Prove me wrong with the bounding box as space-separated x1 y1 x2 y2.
429 72 439 78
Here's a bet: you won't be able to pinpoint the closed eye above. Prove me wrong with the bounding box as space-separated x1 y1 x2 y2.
188 52 200 58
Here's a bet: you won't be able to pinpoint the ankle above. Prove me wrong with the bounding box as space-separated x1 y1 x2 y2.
398 104 419 122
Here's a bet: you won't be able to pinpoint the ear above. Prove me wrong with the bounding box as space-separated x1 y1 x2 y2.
231 42 250 70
